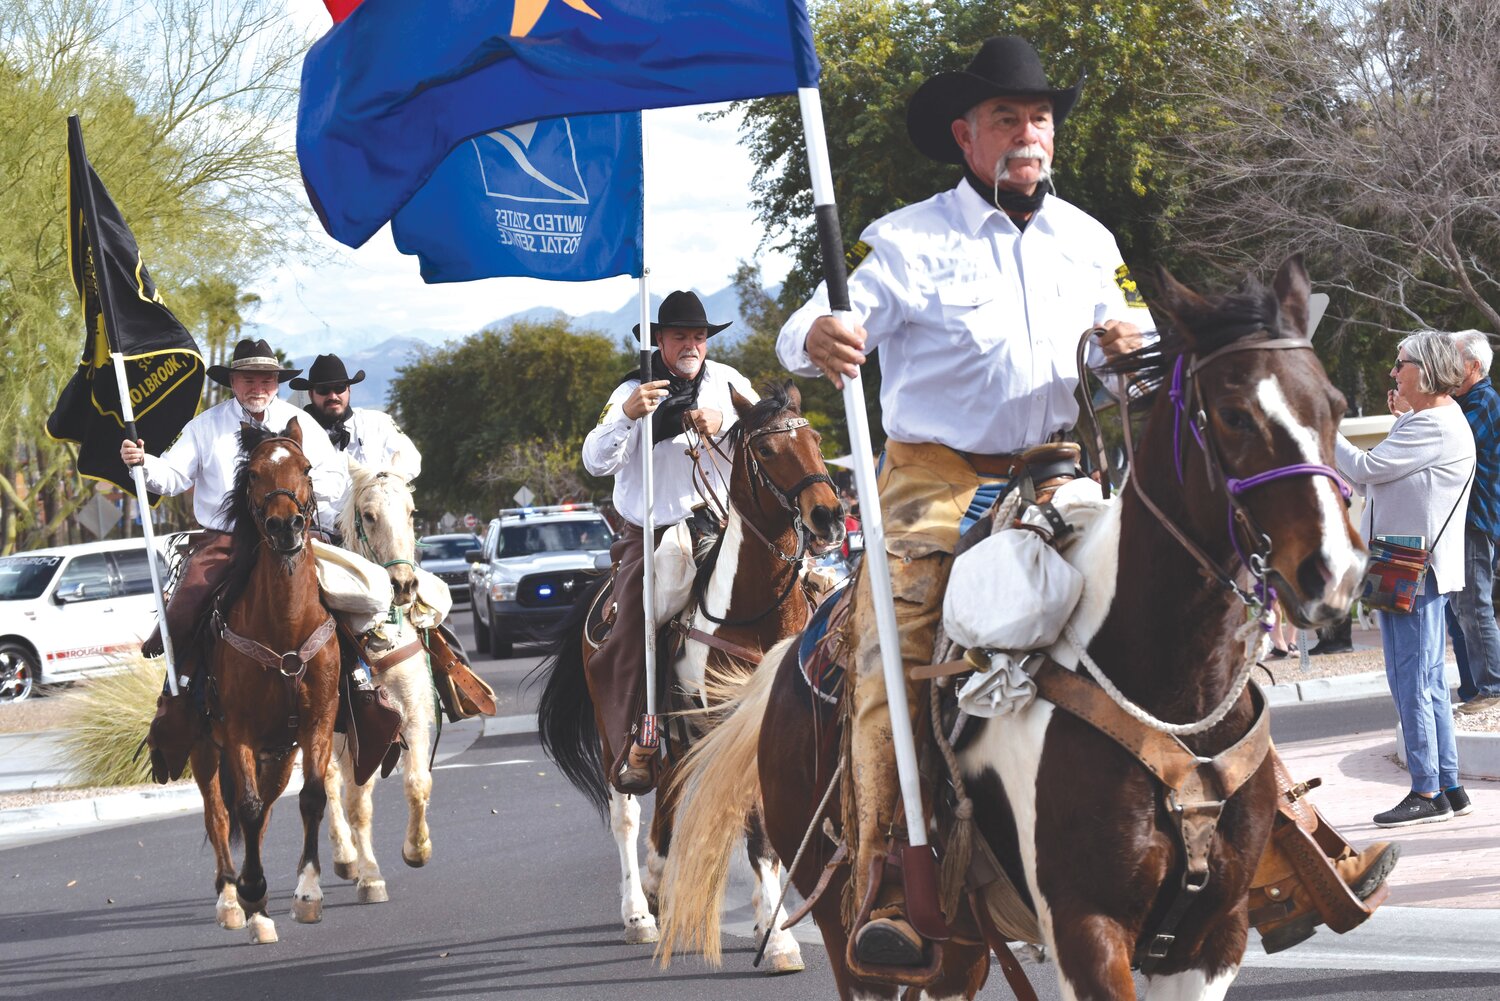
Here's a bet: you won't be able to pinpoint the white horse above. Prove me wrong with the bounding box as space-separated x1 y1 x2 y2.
324 461 439 902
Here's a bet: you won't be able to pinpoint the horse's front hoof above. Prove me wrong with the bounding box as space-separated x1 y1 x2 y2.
762 942 806 975
333 859 356 881
291 895 323 924
357 880 389 904
217 903 246 930
247 914 278 944
402 840 431 868
624 914 659 944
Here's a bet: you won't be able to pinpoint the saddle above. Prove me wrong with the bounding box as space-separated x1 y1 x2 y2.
424 624 497 722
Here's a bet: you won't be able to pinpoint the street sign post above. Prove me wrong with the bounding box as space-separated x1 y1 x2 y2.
514 485 535 508
76 494 120 538
463 513 478 530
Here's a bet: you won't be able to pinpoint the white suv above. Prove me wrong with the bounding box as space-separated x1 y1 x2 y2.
0 538 172 701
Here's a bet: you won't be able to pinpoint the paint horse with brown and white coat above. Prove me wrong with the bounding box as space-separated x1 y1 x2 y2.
536 382 844 971
658 257 1368 1000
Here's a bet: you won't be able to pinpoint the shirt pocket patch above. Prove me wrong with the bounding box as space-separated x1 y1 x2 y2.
934 280 1001 349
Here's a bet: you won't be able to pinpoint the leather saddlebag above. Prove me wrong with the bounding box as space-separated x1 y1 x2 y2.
426 626 497 722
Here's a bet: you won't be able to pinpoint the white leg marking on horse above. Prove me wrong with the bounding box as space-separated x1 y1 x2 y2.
1147 965 1238 1001
291 861 324 924
643 840 665 906
216 883 246 930
682 507 745 701
610 789 659 944
959 502 1124 977
752 857 805 974
1256 375 1362 597
246 912 278 944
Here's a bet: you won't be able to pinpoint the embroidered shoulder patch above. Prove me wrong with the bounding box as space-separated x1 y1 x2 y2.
845 239 872 274
597 402 613 425
1115 264 1149 308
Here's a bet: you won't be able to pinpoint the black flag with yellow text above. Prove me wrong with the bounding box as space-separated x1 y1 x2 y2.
46 115 205 502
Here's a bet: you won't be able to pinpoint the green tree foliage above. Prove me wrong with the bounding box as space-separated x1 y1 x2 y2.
0 0 309 552
390 320 631 517
739 0 1247 309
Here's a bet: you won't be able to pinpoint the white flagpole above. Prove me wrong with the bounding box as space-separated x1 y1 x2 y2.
112 354 179 697
637 111 658 729
796 88 927 848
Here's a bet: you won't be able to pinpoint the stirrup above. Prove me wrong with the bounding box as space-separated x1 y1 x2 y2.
844 848 945 986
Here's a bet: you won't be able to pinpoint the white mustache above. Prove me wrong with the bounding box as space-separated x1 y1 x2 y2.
995 145 1052 183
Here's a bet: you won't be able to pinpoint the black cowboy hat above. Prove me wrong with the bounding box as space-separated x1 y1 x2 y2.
906 36 1084 166
206 338 302 387
289 354 367 392
632 289 732 344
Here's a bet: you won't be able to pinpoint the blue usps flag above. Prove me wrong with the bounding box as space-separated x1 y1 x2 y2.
298 0 819 249
391 113 643 284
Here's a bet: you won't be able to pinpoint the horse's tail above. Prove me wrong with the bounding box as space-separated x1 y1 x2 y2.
220 752 242 848
656 636 791 967
532 574 610 818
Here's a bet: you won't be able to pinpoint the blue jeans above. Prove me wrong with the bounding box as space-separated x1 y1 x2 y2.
1379 575 1460 793
1446 602 1476 702
1449 526 1500 698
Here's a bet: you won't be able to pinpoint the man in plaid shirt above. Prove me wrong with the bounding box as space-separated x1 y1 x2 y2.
1449 329 1500 714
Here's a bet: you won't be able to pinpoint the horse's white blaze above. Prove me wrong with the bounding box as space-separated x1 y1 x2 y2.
957 500 1124 988
680 507 745 702
1255 375 1361 592
265 445 292 464
1146 965 1238 1001
610 789 657 942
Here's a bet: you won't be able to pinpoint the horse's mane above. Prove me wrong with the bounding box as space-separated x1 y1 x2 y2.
337 463 405 549
735 380 799 436
1102 277 1286 402
212 425 300 618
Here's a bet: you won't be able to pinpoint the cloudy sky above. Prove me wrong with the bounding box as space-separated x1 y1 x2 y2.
259 3 794 340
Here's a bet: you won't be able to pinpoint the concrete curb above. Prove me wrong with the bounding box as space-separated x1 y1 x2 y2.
0 715 490 851
1262 662 1458 706
1395 722 1500 783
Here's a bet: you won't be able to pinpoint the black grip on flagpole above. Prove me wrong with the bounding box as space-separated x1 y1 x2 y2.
814 203 851 313
638 347 652 385
124 420 139 444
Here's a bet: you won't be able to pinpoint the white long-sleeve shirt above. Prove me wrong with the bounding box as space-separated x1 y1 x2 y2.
778 180 1156 454
582 359 756 528
339 408 422 482
141 396 351 533
1336 404 1475 593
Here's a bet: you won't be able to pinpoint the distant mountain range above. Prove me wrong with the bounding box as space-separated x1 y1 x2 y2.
261 281 776 410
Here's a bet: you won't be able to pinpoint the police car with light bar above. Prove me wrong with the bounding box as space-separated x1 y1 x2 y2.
465 503 615 659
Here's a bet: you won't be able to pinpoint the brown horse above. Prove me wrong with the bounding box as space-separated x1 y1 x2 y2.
536 382 843 966
187 420 343 944
659 257 1366 999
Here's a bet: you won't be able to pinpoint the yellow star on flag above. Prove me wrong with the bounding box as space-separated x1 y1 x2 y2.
511 0 601 38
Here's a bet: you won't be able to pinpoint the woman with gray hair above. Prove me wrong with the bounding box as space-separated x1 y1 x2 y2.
1337 330 1476 827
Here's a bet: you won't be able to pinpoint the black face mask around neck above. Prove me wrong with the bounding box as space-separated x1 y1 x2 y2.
303 402 352 449
965 168 1048 228
620 350 707 443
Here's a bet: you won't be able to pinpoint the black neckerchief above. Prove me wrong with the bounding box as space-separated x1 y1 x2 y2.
965 168 1048 230
304 402 352 450
619 351 706 443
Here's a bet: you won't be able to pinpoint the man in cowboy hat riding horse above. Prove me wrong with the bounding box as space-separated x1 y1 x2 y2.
583 290 756 794
294 354 422 483
122 338 351 782
778 36 1396 974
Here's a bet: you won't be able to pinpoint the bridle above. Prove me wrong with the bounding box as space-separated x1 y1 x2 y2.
1087 330 1350 615
737 416 836 563
248 436 318 555
692 411 835 627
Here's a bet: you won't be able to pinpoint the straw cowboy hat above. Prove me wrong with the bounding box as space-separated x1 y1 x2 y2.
906 35 1085 165
207 338 301 387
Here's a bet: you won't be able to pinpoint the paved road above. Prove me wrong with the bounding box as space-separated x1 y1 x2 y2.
3 609 1498 998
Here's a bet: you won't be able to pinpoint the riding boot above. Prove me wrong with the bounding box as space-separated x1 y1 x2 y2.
1248 748 1399 952
146 689 198 783
616 740 657 795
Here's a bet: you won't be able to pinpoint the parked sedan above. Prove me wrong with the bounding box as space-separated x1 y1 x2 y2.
418 534 483 606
